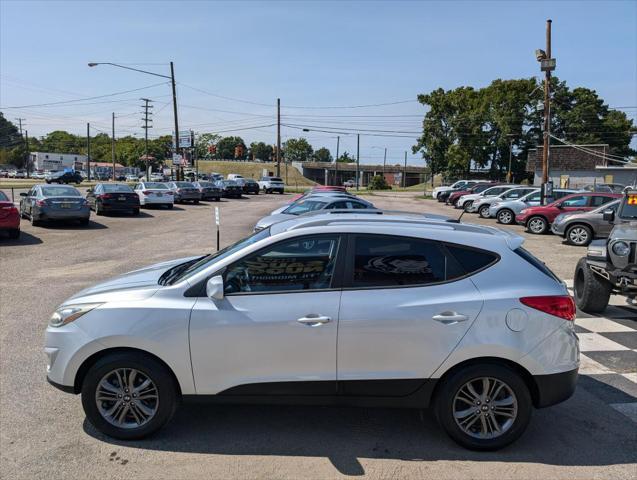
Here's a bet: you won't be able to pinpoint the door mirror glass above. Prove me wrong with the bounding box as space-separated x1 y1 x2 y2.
206 275 224 300
602 209 615 222
19 192 27 197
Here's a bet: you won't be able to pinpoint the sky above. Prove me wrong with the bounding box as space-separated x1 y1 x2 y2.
1 0 635 165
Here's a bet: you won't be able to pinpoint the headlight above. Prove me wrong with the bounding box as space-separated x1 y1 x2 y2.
612 241 630 257
520 209 529 214
49 303 102 328
554 214 565 224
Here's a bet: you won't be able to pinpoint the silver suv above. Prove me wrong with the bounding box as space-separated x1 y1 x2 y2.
45 213 578 450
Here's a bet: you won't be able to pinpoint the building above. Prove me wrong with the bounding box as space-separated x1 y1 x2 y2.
29 152 87 172
526 144 637 188
298 161 428 187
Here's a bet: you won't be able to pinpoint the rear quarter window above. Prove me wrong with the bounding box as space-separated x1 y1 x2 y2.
445 244 499 275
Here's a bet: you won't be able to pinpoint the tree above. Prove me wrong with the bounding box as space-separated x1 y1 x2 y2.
195 132 221 159
0 113 26 167
283 137 313 162
313 147 333 163
368 175 391 190
250 141 272 161
216 136 247 160
336 151 354 163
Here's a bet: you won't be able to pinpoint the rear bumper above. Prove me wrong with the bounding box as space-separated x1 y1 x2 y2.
141 195 173 205
533 368 578 408
101 202 139 211
38 208 90 220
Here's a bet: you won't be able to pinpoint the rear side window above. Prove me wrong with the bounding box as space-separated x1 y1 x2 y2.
590 195 616 207
445 245 498 275
350 235 463 288
514 247 560 282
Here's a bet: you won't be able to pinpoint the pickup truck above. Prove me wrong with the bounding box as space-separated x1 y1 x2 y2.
258 176 285 194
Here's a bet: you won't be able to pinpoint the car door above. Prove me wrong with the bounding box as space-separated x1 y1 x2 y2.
336 234 484 395
189 233 345 395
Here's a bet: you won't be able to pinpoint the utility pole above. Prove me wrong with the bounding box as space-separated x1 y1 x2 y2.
141 98 153 181
334 135 340 186
276 98 281 177
111 112 116 181
170 61 181 182
14 118 25 135
507 136 514 183
191 130 197 178
15 118 26 173
403 151 407 188
536 19 556 204
86 123 91 181
356 133 360 190
383 147 387 175
24 130 30 178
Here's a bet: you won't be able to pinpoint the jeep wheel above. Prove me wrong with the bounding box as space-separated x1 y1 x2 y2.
566 224 592 246
573 257 611 313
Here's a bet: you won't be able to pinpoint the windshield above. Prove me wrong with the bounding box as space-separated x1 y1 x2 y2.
283 199 328 215
223 180 238 186
619 194 637 219
41 186 80 196
175 182 194 188
143 182 168 190
102 184 133 193
198 182 214 187
161 228 271 285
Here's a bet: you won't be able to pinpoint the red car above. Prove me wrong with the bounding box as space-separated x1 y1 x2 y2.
516 192 621 234
447 182 497 206
0 190 20 239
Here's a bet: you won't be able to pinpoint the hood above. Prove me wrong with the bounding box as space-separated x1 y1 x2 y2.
610 222 637 240
65 255 200 305
255 213 295 229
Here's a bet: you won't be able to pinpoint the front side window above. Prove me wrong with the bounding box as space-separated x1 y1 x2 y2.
224 235 341 294
350 235 462 288
561 195 588 207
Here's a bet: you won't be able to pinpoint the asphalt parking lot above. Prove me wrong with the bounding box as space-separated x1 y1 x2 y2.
0 190 635 479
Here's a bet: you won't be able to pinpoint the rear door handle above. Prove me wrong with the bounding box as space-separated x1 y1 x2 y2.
297 314 331 326
432 312 468 325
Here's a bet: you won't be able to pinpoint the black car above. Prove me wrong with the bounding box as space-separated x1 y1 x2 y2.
193 181 222 201
86 183 140 215
215 180 243 199
237 178 260 195
45 171 83 184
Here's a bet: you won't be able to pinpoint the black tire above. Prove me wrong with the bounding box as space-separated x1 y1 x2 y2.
95 202 103 216
497 209 515 225
194 200 199 204
81 351 179 440
463 201 473 212
526 216 548 234
166 204 173 209
478 205 491 218
573 257 611 313
215 197 221 202
8 228 20 239
279 190 284 194
133 208 140 216
565 224 593 246
434 364 532 451
30 213 40 227
79 217 90 226
266 189 271 194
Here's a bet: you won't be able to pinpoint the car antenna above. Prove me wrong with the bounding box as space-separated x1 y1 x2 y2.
448 208 466 224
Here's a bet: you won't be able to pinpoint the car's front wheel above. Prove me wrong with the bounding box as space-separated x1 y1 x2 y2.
463 201 473 212
478 205 491 218
434 364 532 451
526 216 548 234
566 224 592 246
81 352 179 440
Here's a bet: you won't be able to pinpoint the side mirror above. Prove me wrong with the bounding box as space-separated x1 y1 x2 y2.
19 192 27 197
555 203 563 209
206 275 224 301
86 189 93 194
602 209 615 222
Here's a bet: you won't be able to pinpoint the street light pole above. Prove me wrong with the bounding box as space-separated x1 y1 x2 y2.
508 136 514 183
403 151 407 188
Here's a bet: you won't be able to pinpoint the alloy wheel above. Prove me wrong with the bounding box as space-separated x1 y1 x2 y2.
95 368 159 429
453 377 518 439
498 210 513 224
479 206 490 218
568 227 590 245
528 218 546 234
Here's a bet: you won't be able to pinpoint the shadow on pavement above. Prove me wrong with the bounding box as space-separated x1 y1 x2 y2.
38 219 108 230
84 377 636 476
0 231 43 245
96 211 154 219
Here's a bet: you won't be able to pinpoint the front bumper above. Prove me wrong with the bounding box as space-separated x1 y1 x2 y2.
550 222 567 235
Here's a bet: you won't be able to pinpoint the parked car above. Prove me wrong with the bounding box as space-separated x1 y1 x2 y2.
258 176 285 194
516 192 622 234
192 181 222 201
445 182 494 206
343 179 356 188
254 195 376 231
14 169 27 179
19 184 90 226
0 190 20 239
270 192 374 215
226 174 245 182
582 183 625 194
0 169 9 178
32 171 45 179
45 171 83 185
489 189 577 225
550 199 621 246
133 182 174 209
150 173 165 182
210 173 224 182
125 174 139 182
86 183 140 216
215 180 243 198
236 178 260 195
458 185 517 212
165 181 201 204
573 187 637 312
44 212 578 450
432 179 474 200
472 187 538 218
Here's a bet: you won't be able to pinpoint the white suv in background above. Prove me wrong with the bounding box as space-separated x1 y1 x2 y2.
258 176 285 194
44 213 578 450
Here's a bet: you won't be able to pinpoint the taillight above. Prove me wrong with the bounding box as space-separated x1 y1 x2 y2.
97 193 113 199
36 199 47 206
165 191 174 195
142 190 152 195
520 295 576 321
1 206 18 213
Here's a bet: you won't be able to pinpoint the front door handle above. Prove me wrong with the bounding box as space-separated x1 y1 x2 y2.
297 314 331 326
432 312 468 325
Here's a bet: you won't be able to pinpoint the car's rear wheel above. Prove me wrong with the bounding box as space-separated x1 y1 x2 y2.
566 224 592 246
478 205 491 218
526 216 548 234
497 209 515 225
573 257 611 313
133 208 140 215
79 218 89 226
30 213 40 226
81 352 179 440
463 201 473 212
434 364 532 451
95 202 103 216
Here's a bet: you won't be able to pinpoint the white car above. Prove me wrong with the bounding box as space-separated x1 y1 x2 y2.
258 176 285 194
226 174 245 181
133 181 174 208
45 212 578 450
457 185 517 212
125 174 139 182
432 180 472 200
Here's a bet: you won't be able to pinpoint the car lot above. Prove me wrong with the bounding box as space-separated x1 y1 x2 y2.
0 190 635 479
